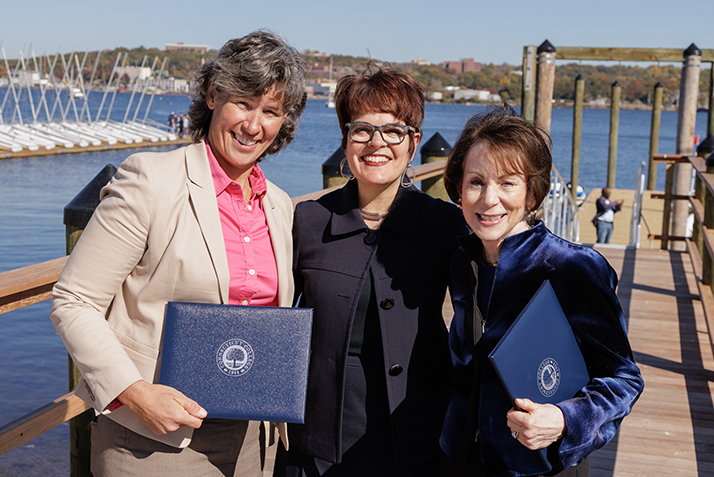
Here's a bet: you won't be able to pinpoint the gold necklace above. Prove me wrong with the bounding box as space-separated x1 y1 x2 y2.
482 249 498 267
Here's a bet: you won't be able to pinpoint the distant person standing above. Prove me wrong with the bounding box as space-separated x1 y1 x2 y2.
593 187 623 244
182 114 190 137
177 113 185 137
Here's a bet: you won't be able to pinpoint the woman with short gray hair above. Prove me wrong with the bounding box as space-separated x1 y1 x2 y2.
51 30 306 476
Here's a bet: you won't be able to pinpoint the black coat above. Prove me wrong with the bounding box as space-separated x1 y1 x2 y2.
289 180 469 468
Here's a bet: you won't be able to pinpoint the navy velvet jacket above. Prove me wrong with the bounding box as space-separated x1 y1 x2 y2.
440 222 644 476
289 180 469 468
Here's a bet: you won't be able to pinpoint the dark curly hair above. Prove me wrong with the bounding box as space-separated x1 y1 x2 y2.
188 30 307 159
444 105 552 214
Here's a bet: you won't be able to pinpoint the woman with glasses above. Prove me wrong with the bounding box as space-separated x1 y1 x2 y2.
274 66 468 476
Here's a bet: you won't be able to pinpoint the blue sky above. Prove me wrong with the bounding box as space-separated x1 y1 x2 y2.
1 0 712 65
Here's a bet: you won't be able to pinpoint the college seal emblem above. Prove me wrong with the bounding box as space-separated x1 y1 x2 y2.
216 339 254 376
537 357 560 397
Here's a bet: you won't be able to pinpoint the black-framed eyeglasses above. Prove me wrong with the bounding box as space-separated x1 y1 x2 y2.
345 122 419 145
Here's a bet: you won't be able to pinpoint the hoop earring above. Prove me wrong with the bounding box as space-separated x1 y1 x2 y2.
401 162 416 188
340 157 354 180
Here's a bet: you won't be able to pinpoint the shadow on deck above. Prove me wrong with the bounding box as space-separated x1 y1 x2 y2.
261 246 714 476
590 246 714 476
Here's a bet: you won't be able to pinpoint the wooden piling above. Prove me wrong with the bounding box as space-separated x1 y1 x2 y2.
322 147 349 189
521 45 537 122
671 44 702 251
708 64 714 137
571 75 585 197
420 133 451 201
648 83 664 190
535 40 556 133
63 164 117 477
608 81 622 189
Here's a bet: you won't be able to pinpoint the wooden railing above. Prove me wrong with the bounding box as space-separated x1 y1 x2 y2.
0 255 92 457
650 153 714 353
0 160 450 463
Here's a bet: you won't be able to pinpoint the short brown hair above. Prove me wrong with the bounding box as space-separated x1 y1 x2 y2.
444 105 552 213
334 64 424 151
188 30 307 159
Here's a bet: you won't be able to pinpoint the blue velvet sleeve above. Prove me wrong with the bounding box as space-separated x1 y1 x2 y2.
551 248 644 469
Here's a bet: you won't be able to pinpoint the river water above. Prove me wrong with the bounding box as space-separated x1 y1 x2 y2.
0 94 710 475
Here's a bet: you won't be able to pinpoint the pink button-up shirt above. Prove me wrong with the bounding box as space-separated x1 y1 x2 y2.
206 142 279 306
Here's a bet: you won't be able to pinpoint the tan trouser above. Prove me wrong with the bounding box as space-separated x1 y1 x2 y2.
91 415 262 476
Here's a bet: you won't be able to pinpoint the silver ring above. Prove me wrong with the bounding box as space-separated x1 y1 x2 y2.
511 431 519 439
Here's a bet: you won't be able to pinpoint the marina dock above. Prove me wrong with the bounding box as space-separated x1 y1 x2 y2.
577 188 665 249
590 244 714 476
261 241 714 476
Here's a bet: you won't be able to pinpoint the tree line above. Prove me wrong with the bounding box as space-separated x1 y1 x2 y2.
2 46 710 107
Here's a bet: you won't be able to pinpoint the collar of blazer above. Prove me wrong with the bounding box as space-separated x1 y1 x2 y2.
328 180 421 238
184 141 231 303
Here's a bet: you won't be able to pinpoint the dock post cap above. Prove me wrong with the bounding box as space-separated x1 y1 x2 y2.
575 74 584 81
706 151 714 170
654 82 664 89
611 80 621 87
420 132 452 157
698 134 714 160
683 43 702 57
321 147 346 175
537 40 556 54
64 164 117 228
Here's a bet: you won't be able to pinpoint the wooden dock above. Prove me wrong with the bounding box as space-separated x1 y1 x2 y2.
587 245 714 476
0 136 192 160
5 180 714 476
261 246 714 476
577 188 666 249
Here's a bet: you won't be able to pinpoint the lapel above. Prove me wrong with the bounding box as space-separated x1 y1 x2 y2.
328 180 421 238
459 223 557 330
329 180 368 236
184 141 230 303
488 222 556 328
262 181 291 307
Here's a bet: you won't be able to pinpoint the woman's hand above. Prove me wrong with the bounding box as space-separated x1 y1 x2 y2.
117 380 207 435
506 398 565 450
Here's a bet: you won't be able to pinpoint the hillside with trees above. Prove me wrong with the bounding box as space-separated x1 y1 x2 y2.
1 46 710 108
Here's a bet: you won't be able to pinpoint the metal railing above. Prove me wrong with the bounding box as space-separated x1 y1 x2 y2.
629 162 647 248
542 167 580 243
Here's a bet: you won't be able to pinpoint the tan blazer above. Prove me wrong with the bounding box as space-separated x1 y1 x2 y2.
51 141 294 448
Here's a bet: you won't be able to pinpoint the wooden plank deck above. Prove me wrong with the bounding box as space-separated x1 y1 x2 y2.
262 245 714 476
578 188 665 249
590 246 714 476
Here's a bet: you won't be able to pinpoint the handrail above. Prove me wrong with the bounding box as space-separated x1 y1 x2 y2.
0 157 579 459
0 392 90 456
0 256 67 314
629 162 647 248
541 166 579 243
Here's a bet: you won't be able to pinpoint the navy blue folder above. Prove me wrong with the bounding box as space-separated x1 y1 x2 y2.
488 280 589 466
160 302 312 423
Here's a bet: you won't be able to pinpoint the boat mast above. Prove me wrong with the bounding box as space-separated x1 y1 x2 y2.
132 56 159 123
95 52 122 123
141 57 167 124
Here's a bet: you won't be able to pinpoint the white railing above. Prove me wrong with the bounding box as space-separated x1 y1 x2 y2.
542 166 580 243
629 162 647 248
